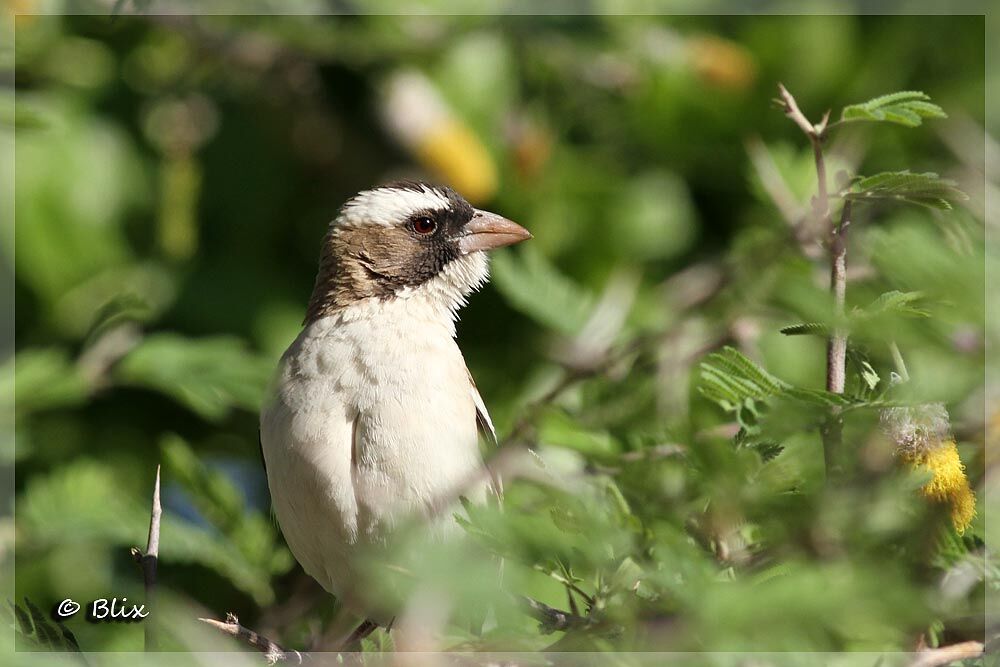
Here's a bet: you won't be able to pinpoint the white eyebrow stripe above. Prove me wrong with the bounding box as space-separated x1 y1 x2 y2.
337 186 452 228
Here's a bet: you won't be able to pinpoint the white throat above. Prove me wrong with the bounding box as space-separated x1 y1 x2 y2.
335 251 489 336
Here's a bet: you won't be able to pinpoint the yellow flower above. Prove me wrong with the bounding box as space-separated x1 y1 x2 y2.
948 483 976 535
413 119 497 205
883 402 976 534
686 35 758 91
900 440 976 534
380 70 498 204
917 442 966 501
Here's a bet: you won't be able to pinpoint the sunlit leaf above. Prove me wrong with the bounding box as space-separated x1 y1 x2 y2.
780 323 829 337
845 171 967 210
4 348 90 415
491 246 594 335
699 346 853 421
537 410 619 458
840 91 946 128
115 334 271 420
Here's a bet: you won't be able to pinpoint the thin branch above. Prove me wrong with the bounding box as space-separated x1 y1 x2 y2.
199 613 302 665
339 619 378 651
777 83 822 138
540 568 596 607
812 145 829 228
566 588 580 616
777 84 832 240
820 200 851 478
779 83 850 480
519 596 594 634
620 443 685 462
132 469 303 661
130 465 161 651
826 200 851 394
908 641 983 667
77 322 142 388
588 443 686 475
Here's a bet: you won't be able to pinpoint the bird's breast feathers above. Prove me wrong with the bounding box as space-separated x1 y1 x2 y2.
259 293 491 596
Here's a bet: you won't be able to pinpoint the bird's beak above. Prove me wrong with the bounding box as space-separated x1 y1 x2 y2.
458 209 532 254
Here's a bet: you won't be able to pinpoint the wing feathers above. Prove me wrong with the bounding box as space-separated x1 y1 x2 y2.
467 367 503 503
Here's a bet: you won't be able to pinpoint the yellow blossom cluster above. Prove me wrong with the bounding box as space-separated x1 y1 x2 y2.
380 70 498 204
881 404 976 534
897 441 976 534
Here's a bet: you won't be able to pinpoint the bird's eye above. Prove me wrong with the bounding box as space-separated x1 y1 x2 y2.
412 216 437 235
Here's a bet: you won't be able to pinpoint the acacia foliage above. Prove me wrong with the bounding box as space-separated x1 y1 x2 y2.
6 12 988 655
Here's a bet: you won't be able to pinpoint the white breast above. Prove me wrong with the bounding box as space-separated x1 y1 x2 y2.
259 293 488 613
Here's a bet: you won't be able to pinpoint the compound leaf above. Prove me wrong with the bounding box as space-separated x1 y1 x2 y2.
840 91 946 128
845 171 967 210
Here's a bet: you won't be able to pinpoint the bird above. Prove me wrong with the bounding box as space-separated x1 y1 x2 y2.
259 180 531 641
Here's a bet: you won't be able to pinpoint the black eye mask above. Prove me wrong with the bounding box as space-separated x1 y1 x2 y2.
305 182 478 321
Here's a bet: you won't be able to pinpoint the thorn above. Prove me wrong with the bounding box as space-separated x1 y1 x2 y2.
198 617 227 630
815 109 831 135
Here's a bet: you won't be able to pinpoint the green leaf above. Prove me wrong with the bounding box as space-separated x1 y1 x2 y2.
610 556 657 601
161 434 244 528
612 170 697 261
115 334 272 420
930 526 972 569
699 348 787 426
12 100 147 314
537 410 620 458
780 323 829 337
81 293 154 346
5 348 90 415
859 290 930 319
748 440 784 462
781 293 929 346
491 246 594 335
704 347 791 397
859 360 881 391
699 347 853 420
840 91 947 128
9 598 80 651
782 387 853 407
845 171 968 210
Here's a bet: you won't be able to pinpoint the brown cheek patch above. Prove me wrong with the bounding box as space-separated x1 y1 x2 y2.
353 227 426 285
304 226 457 323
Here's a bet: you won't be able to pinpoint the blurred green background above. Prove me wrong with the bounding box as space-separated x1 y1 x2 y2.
3 7 991 656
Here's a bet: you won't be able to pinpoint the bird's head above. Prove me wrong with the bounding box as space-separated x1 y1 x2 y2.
306 181 531 323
